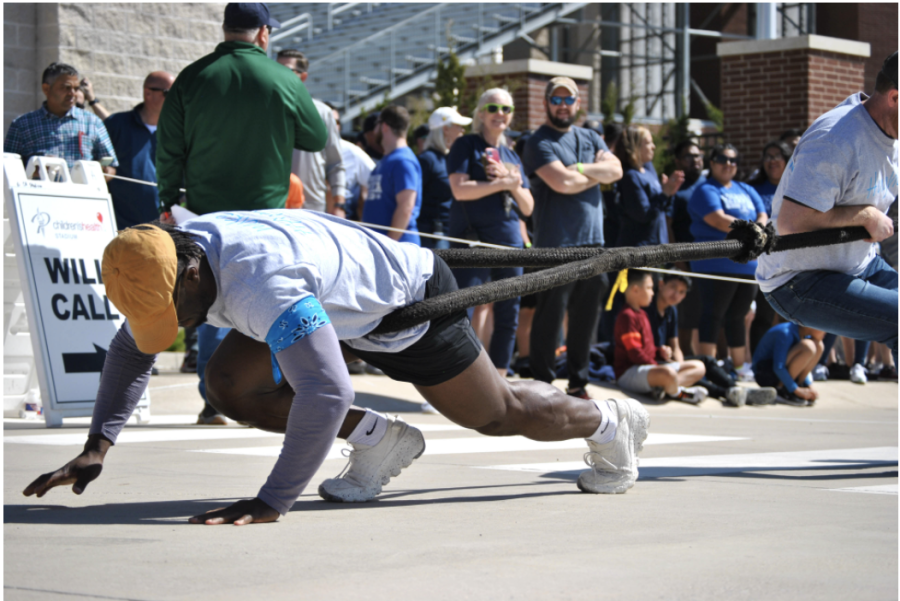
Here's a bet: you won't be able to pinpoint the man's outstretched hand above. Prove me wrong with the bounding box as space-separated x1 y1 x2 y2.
22 435 111 498
189 497 279 526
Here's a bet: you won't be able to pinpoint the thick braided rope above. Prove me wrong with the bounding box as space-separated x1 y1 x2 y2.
371 222 875 335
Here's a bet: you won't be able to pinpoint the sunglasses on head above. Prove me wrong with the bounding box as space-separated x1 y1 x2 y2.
147 87 169 96
712 155 739 166
484 103 513 114
548 95 577 106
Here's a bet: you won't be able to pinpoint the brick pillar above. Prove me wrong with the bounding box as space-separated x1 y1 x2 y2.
464 59 592 133
717 35 869 165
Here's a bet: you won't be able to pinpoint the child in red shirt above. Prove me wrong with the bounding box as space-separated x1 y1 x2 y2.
613 270 708 403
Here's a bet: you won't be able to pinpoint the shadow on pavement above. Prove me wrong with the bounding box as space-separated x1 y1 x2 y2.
537 462 898 482
5 482 576 524
5 499 240 526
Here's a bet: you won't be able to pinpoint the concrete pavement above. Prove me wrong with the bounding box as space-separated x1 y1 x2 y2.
4 370 897 601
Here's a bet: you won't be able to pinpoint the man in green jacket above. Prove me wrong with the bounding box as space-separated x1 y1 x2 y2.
156 2 328 425
156 2 327 216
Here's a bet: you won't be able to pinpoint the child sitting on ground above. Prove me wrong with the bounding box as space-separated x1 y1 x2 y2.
752 322 825 406
612 269 708 403
646 272 777 407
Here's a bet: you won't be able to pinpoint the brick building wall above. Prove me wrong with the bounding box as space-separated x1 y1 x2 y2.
4 3 225 136
717 35 869 168
464 59 592 133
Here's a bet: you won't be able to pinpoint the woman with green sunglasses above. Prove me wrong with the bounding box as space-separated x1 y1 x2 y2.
446 88 534 378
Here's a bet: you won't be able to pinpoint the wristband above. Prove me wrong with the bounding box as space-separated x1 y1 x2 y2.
576 162 584 174
88 99 101 106
333 203 346 211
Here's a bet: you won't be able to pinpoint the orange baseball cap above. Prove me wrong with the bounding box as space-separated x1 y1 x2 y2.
102 225 179 354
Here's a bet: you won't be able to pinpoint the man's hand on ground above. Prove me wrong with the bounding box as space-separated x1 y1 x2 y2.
22 451 105 498
189 497 280 526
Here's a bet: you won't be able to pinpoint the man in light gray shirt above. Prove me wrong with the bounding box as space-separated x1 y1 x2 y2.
756 51 898 351
276 49 347 217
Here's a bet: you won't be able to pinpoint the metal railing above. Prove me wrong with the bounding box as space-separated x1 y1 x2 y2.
270 12 314 46
305 3 554 119
327 3 375 31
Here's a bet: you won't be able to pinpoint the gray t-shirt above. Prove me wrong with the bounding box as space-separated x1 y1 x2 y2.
757 93 899 292
181 209 434 352
522 125 608 248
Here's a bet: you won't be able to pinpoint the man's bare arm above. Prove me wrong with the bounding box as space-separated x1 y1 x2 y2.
389 189 417 241
778 196 894 242
534 160 599 195
578 150 623 185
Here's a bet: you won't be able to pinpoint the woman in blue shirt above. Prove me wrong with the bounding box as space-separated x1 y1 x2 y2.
417 107 470 249
688 144 768 373
747 140 792 215
613 125 684 247
447 88 534 376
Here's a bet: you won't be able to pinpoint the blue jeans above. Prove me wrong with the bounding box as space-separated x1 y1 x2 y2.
764 255 898 351
196 324 230 416
451 265 522 370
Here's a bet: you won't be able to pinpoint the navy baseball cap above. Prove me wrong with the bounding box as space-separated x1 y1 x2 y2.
880 51 898 89
224 3 281 29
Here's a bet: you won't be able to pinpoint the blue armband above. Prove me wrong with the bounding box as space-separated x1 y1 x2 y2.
265 297 331 385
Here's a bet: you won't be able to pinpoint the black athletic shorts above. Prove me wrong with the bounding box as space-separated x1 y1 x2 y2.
753 359 781 389
345 254 483 387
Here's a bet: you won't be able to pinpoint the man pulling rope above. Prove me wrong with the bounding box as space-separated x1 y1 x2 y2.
23 210 649 524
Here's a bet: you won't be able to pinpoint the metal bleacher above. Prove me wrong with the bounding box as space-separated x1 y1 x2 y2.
267 3 588 122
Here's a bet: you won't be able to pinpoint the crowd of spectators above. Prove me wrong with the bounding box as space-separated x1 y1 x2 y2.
4 3 895 420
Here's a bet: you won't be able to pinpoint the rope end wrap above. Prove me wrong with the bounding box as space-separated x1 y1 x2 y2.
725 220 775 264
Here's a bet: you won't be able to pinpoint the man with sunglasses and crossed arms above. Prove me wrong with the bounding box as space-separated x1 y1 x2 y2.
522 77 623 400
104 71 175 229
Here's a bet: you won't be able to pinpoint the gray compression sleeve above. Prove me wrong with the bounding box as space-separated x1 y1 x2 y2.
256 323 355 515
88 321 156 444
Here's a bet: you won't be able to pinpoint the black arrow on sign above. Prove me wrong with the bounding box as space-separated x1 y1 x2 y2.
62 344 108 373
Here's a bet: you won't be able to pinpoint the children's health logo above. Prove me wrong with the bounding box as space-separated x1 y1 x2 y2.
32 208 51 236
32 209 105 238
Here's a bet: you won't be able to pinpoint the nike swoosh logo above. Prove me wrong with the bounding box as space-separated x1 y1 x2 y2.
365 424 376 436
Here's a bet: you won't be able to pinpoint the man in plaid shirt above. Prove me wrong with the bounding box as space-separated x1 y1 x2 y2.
4 62 118 176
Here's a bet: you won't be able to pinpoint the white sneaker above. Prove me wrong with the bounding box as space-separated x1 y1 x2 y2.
812 364 829 381
318 416 425 502
420 401 439 415
577 398 650 494
850 363 867 385
669 386 708 404
735 363 755 382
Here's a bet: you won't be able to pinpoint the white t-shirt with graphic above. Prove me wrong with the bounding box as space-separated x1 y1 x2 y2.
757 93 899 292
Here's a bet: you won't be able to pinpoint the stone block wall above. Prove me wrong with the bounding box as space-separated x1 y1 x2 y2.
4 3 226 136
717 35 869 167
4 3 38 133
